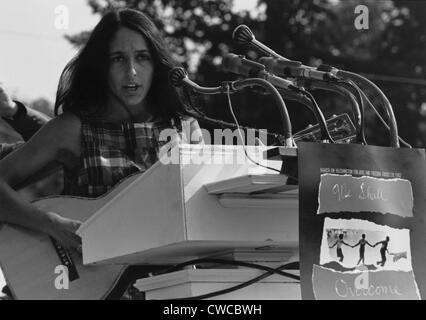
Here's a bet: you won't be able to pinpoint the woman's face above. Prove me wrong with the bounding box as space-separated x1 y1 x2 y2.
107 27 154 112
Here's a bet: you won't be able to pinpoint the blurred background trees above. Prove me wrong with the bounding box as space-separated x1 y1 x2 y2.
64 0 426 147
1 0 425 200
3 0 425 147
1 0 425 295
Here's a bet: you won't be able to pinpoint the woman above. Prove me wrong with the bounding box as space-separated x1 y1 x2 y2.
0 9 201 273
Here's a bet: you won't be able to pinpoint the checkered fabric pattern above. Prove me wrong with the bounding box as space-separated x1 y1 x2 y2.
63 116 194 198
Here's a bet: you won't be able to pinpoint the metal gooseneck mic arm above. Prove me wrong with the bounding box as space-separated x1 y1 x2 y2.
232 24 400 147
268 85 334 142
169 67 231 95
169 67 294 146
233 25 289 61
258 56 365 143
302 79 366 144
271 88 323 120
230 77 294 146
335 70 399 147
221 53 333 142
259 57 339 82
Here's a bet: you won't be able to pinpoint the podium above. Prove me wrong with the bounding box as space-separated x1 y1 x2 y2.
77 144 300 299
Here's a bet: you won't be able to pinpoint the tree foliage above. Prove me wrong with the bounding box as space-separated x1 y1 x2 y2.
66 0 426 147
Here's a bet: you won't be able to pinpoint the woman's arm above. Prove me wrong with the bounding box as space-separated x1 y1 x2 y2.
0 113 81 249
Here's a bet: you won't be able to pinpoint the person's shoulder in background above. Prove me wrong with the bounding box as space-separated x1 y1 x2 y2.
2 101 51 141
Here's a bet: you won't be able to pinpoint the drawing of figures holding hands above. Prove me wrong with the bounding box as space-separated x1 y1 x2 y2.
329 234 351 262
351 234 374 265
374 236 390 267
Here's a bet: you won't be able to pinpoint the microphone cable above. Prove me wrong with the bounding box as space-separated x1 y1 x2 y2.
339 78 408 147
180 86 289 146
336 79 368 145
179 82 299 179
171 67 293 146
152 258 300 300
319 69 411 147
224 83 282 174
232 23 403 147
357 90 412 148
337 70 399 147
180 83 335 149
225 83 300 182
294 90 335 143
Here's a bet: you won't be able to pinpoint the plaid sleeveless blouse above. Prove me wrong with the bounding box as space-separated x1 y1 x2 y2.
62 116 191 198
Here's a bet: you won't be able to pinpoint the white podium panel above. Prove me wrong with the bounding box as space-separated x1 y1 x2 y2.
135 269 301 300
77 145 299 266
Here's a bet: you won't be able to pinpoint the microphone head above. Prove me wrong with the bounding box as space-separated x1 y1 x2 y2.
169 67 188 87
232 25 254 44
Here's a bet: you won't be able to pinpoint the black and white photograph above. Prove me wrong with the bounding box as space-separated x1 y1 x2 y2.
0 0 425 304
321 218 412 272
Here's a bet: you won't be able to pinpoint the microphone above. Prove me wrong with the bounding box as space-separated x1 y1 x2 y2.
222 54 300 91
233 25 400 147
233 25 338 81
169 67 189 87
169 67 226 94
222 54 335 142
259 57 339 82
232 25 289 61
170 66 295 144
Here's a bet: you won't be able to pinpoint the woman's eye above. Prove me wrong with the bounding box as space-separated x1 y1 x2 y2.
111 56 124 63
137 54 151 62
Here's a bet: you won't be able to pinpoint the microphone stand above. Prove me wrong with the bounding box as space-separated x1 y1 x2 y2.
259 87 334 142
301 79 366 144
232 24 400 147
177 78 295 147
230 78 294 147
336 70 399 147
230 78 298 181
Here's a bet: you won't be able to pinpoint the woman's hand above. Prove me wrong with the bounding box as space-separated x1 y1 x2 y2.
0 82 17 118
44 212 82 251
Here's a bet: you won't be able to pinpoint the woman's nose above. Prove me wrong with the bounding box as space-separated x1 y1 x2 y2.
126 59 137 77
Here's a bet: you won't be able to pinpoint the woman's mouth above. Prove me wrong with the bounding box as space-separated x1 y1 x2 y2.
123 84 141 92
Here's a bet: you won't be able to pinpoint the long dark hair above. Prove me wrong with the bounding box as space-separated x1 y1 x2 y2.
54 9 182 122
